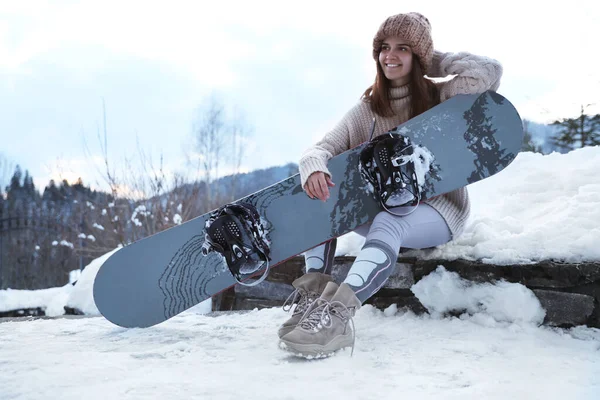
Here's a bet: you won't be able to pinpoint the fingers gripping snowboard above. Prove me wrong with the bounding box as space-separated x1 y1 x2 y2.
93 91 523 328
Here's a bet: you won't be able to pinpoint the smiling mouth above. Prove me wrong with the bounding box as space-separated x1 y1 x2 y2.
386 63 402 67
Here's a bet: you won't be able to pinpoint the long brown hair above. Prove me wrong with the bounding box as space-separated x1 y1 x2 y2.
362 56 439 118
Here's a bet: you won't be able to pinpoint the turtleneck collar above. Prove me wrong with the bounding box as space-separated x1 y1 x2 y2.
389 84 410 100
388 84 412 117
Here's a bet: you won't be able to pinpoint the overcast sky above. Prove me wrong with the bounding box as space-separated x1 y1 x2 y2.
1 0 599 193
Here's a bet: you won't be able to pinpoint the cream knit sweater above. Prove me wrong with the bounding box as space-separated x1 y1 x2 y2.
299 51 503 238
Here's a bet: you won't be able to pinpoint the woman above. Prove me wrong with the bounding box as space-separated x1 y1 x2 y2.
278 12 503 358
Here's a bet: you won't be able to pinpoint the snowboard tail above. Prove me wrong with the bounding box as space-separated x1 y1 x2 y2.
93 91 523 328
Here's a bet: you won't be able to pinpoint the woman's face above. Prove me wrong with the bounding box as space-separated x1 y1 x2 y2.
378 36 413 87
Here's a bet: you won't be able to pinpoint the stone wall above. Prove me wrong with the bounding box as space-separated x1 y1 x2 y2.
212 256 600 328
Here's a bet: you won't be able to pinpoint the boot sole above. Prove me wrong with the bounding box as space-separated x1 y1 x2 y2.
279 333 353 359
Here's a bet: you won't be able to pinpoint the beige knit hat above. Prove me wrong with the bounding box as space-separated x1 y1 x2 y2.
372 12 434 74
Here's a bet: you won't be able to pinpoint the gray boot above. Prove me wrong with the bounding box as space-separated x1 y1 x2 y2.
277 272 334 338
279 282 361 358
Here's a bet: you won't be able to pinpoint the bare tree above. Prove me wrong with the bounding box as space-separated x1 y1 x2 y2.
190 96 226 207
189 95 252 208
228 107 253 201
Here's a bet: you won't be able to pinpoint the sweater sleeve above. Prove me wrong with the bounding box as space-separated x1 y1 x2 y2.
298 105 358 187
431 51 503 101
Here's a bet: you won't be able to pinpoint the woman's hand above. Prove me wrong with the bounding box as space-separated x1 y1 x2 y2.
305 172 335 201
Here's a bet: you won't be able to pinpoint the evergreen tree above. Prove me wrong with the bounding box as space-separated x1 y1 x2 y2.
7 165 23 197
551 106 600 151
59 179 71 201
43 180 61 203
5 166 39 213
22 171 39 201
6 166 26 212
72 177 94 200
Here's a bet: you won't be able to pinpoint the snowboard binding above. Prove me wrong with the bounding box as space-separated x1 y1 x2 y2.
359 132 421 215
201 202 271 287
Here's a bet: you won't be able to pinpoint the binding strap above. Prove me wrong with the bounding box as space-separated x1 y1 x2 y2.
202 202 271 287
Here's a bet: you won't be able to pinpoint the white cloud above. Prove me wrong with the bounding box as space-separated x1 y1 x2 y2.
520 74 600 123
2 0 600 193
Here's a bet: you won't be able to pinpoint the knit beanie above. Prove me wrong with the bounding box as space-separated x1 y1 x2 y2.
372 12 434 74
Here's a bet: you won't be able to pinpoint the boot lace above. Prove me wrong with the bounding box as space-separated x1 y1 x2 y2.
282 289 318 316
298 299 356 356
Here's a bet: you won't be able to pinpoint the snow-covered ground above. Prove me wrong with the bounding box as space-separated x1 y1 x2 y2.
1 148 600 399
1 280 600 400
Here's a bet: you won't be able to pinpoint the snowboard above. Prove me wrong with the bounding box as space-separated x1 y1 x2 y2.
94 90 523 328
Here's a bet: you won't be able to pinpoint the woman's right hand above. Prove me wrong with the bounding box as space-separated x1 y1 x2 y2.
305 172 335 202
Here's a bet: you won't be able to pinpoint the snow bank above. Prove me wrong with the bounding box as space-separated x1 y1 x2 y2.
0 285 73 317
0 250 120 316
339 146 600 264
64 248 120 315
412 266 546 326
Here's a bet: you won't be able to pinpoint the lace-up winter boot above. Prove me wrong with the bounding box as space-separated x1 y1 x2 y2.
277 272 334 339
279 282 361 359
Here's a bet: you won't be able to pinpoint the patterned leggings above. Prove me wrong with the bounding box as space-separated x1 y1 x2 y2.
304 203 452 303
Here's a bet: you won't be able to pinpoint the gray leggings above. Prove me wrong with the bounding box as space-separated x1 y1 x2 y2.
305 203 452 303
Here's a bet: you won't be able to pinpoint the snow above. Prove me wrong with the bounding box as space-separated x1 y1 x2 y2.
78 233 96 241
340 147 600 264
0 304 599 399
412 266 546 325
412 145 435 188
1 148 600 398
69 269 81 284
173 213 183 224
64 248 119 315
132 205 150 227
427 147 600 264
0 285 72 316
53 239 75 249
